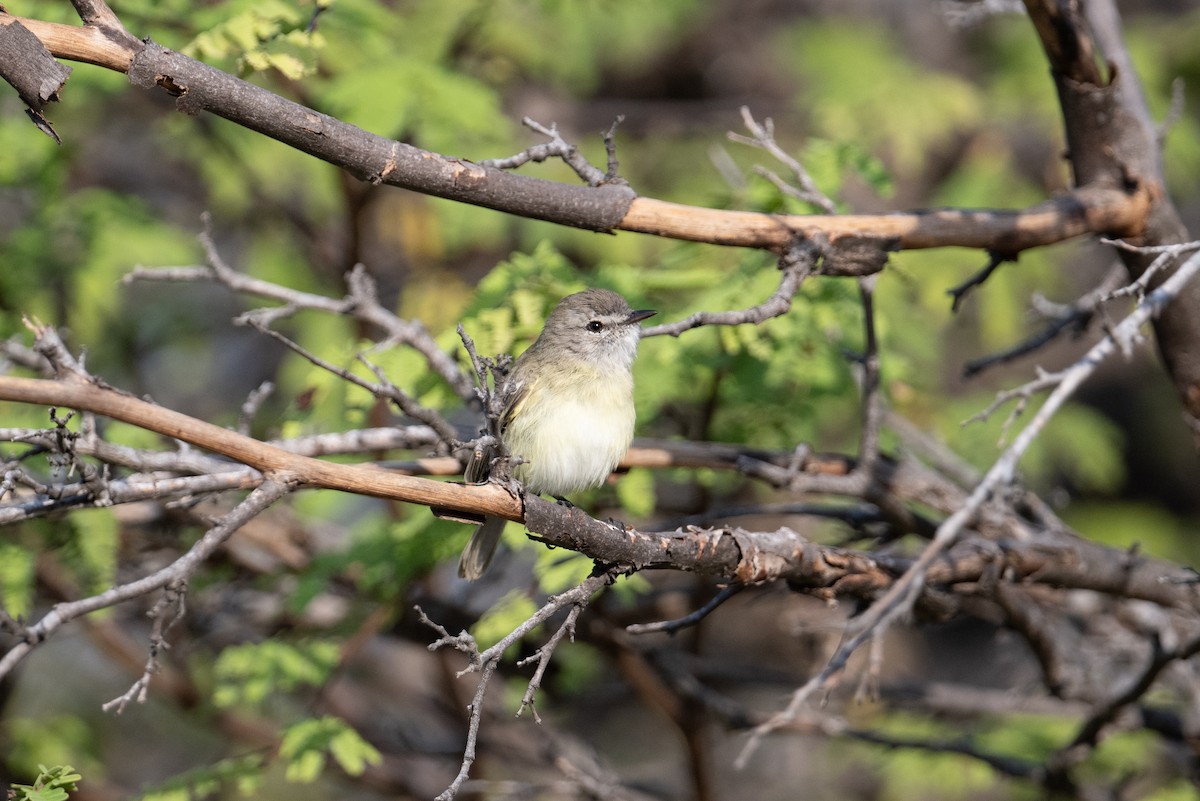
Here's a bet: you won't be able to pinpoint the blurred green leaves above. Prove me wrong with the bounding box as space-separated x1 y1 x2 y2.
778 21 983 175
184 1 324 80
212 639 340 708
7 765 82 801
278 716 381 782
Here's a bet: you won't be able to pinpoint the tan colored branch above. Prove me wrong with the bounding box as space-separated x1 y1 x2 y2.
2 13 1150 259
620 184 1149 253
5 15 134 70
0 376 520 521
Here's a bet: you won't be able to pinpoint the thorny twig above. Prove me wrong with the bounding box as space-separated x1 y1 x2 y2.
516 601 585 722
102 578 189 714
602 115 625 183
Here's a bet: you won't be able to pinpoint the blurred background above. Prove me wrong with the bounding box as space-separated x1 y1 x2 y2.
3 1 1200 799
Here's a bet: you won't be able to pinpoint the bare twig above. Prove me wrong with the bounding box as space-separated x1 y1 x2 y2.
237 381 274 436
855 275 884 474
125 218 475 403
1157 77 1186 145
1050 631 1200 771
626 585 743 636
69 0 128 31
729 106 838 214
420 570 616 800
0 477 294 680
963 264 1126 378
948 251 1013 312
737 243 1200 765
516 601 585 722
641 242 816 338
602 116 625 184
479 117 610 187
963 366 1062 445
102 578 188 713
238 316 460 444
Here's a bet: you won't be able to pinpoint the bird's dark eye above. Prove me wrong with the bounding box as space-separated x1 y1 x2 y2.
586 320 603 332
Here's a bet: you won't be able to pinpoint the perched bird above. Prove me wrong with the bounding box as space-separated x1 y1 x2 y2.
458 288 655 579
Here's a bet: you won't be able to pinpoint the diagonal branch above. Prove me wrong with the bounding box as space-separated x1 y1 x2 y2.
736 243 1200 764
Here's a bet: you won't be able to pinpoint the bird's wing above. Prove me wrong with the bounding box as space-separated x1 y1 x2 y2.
465 375 528 483
498 375 529 435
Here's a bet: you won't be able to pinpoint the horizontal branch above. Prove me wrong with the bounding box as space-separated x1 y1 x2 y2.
0 376 519 520
620 185 1149 256
3 376 1198 617
2 14 1151 259
522 501 1200 613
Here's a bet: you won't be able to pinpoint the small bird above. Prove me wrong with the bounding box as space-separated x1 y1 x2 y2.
458 288 656 579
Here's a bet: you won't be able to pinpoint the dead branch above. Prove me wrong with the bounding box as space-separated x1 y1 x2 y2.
125 218 476 404
0 476 293 680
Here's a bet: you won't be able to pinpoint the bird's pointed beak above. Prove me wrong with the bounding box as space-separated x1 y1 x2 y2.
626 309 656 325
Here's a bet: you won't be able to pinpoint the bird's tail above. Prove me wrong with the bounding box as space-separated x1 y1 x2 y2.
457 515 507 580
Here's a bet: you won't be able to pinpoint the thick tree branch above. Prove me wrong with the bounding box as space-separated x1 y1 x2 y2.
1025 0 1200 426
1 13 1150 262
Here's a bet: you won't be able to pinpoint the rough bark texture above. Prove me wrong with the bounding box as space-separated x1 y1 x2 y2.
1027 0 1200 427
126 42 639 233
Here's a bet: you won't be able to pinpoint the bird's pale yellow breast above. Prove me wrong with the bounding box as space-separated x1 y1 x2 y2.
502 360 635 496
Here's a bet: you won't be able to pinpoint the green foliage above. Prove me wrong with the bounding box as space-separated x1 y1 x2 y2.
471 0 703 94
4 717 99 781
1141 781 1200 801
139 754 266 801
628 253 864 450
457 241 592 360
614 468 656 518
777 21 983 175
68 509 121 599
533 546 596 594
278 716 381 782
1063 502 1200 564
0 515 119 620
3 4 1198 798
8 765 82 801
745 138 894 214
290 509 463 612
862 713 1069 801
0 540 35 618
472 589 538 651
184 0 324 79
212 639 341 708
